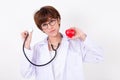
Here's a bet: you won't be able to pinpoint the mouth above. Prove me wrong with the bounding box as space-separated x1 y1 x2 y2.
49 29 56 33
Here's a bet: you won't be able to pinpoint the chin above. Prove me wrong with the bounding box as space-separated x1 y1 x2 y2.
49 32 59 37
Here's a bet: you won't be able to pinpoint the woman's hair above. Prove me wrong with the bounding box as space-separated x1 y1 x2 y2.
34 5 61 30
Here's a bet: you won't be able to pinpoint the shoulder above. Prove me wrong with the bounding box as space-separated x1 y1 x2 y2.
62 33 82 46
33 37 48 48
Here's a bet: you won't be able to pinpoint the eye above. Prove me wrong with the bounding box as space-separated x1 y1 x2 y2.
41 23 47 27
51 20 55 22
50 20 56 25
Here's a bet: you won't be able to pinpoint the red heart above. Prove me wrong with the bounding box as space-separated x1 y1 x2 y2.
65 29 75 38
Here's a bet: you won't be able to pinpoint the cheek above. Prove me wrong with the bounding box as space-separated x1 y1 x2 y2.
56 23 60 29
56 26 60 32
42 29 45 33
42 29 48 34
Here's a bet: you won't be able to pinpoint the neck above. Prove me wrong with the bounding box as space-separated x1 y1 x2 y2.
48 33 62 45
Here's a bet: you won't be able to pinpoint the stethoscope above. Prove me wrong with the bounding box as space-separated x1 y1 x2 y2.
22 33 60 67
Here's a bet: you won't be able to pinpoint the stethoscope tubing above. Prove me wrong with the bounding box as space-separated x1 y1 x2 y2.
22 33 60 67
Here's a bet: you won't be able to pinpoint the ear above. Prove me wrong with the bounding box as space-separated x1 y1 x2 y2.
57 18 61 25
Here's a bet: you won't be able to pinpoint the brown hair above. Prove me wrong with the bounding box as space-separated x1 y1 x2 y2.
34 6 61 30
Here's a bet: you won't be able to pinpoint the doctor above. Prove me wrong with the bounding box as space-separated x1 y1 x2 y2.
21 5 103 80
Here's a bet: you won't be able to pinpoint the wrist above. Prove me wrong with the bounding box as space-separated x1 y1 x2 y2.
25 43 31 49
79 33 87 41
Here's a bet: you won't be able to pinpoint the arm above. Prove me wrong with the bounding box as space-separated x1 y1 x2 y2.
80 37 104 63
20 30 36 78
70 27 104 63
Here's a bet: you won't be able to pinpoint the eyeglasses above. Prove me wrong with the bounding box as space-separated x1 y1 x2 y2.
41 19 57 29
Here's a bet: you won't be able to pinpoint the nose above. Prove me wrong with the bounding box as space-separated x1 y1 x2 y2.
47 24 53 29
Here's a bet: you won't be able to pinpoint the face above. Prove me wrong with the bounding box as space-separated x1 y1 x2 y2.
41 18 60 37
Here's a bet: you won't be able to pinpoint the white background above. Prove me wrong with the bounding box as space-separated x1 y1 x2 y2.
0 0 120 80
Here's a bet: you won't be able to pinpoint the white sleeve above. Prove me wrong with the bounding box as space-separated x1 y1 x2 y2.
80 36 104 63
20 47 36 79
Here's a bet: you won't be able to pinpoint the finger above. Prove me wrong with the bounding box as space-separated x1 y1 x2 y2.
24 31 29 36
21 31 28 39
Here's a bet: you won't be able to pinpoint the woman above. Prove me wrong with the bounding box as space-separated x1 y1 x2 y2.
21 5 103 80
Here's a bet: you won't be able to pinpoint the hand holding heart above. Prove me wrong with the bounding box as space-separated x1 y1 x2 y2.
65 27 87 41
65 28 75 38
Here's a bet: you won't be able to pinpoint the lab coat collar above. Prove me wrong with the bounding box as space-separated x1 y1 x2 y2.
38 33 70 46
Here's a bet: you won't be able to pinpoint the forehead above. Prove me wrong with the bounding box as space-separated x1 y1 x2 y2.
43 18 55 23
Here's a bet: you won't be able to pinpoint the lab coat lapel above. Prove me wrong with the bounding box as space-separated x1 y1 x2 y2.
38 39 51 64
38 39 55 80
39 35 69 79
56 36 69 77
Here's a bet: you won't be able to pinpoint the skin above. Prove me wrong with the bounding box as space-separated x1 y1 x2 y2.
21 18 86 50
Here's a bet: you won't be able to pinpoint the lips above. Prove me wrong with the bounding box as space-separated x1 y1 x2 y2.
50 29 55 33
48 29 57 35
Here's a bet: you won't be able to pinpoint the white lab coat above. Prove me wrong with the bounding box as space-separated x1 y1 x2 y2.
21 34 103 80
